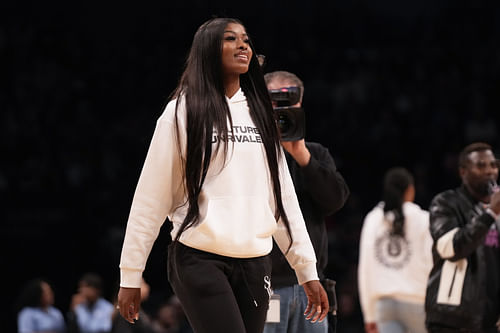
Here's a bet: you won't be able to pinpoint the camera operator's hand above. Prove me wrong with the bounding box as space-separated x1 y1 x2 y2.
281 139 311 167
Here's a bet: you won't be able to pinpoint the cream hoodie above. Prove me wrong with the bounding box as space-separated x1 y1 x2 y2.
119 89 318 288
358 201 433 322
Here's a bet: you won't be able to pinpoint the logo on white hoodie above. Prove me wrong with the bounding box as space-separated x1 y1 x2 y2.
212 125 262 144
374 232 411 269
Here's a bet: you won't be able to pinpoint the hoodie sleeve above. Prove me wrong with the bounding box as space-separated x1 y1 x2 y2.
119 102 184 288
273 148 319 285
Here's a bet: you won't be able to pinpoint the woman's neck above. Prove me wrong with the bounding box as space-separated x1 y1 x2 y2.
224 76 240 98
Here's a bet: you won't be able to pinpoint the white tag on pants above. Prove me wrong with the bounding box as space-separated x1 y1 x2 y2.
266 294 280 323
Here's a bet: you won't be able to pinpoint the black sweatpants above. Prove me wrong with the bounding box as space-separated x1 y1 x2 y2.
167 242 272 333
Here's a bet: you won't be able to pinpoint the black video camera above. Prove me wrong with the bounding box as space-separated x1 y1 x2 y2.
268 86 305 141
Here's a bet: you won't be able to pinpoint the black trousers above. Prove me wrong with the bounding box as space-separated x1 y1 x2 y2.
167 242 272 333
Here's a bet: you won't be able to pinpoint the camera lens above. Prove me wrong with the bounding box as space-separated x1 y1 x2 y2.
278 114 290 133
275 107 305 141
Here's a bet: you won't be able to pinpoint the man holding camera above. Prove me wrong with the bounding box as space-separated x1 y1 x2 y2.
263 71 350 333
425 142 500 333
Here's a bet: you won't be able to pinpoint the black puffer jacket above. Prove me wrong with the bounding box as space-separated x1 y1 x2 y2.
425 185 500 332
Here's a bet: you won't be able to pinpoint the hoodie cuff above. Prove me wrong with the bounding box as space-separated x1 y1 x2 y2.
120 269 143 288
364 310 376 323
295 262 320 285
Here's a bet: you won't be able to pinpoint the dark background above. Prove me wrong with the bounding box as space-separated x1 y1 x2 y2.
3 1 500 332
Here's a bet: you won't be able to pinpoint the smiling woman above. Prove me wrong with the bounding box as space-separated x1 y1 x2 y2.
116 17 328 333
221 22 253 96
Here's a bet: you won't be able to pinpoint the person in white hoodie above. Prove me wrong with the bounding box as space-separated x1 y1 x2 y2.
116 17 328 333
358 167 433 333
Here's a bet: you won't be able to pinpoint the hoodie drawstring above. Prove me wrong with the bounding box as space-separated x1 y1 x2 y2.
239 261 258 307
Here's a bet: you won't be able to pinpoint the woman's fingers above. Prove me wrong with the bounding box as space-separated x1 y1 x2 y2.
117 287 141 324
302 280 330 323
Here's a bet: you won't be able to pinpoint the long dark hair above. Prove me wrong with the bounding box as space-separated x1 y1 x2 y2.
382 167 414 238
171 17 292 245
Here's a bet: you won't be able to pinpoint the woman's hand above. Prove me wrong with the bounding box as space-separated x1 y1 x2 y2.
365 322 378 333
117 287 141 324
302 280 329 323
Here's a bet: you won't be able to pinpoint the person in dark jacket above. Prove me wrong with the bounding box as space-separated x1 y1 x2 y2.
425 142 500 333
263 71 350 333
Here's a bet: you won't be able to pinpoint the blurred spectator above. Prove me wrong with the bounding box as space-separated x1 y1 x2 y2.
152 302 179 333
68 273 114 333
152 296 192 333
358 167 432 333
16 278 66 333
